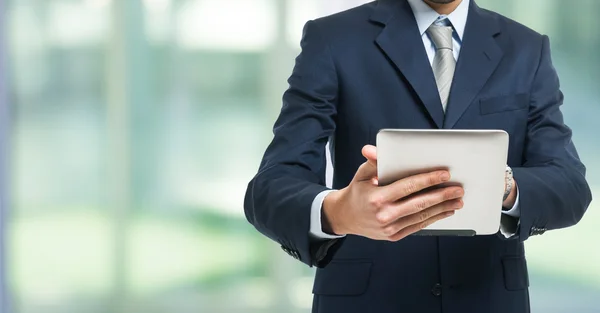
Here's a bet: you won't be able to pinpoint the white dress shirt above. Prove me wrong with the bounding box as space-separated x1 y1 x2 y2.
309 0 520 240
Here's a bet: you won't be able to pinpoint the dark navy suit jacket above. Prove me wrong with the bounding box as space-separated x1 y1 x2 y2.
244 1 593 312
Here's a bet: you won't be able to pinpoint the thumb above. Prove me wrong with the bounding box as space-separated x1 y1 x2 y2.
353 145 378 182
362 145 377 165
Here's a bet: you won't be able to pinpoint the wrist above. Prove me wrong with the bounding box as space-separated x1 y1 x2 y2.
502 179 518 208
503 166 513 200
322 189 346 236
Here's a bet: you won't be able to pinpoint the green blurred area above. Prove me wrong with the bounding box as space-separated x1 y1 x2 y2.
3 0 600 312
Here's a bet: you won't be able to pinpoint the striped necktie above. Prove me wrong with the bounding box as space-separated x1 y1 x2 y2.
427 21 456 112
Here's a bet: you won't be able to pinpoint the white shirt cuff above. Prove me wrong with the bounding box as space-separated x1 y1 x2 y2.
502 187 520 217
309 190 346 240
499 187 520 238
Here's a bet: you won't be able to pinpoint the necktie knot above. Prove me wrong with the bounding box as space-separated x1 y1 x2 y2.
427 24 454 51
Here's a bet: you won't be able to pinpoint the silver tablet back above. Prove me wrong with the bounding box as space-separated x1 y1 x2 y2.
376 129 509 236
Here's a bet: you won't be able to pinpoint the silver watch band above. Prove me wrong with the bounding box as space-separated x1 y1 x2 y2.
503 166 513 201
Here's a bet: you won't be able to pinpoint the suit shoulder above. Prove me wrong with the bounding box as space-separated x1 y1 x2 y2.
313 1 377 25
309 1 378 38
480 8 544 42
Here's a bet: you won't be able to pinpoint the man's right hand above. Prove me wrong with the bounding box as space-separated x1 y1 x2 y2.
322 145 464 241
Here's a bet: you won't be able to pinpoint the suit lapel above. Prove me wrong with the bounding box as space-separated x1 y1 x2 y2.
443 2 504 129
371 0 444 129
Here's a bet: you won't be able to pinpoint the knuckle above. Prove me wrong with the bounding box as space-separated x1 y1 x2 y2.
448 199 462 209
382 225 396 237
444 189 456 200
403 180 418 195
428 173 439 186
420 219 433 230
419 211 430 222
415 198 429 211
375 212 390 225
368 194 385 208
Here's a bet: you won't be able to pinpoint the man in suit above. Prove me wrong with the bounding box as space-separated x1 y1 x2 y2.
244 0 593 312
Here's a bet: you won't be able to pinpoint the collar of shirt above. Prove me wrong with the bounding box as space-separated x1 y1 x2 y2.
406 0 470 42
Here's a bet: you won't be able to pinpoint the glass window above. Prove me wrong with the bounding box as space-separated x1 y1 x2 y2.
3 0 599 312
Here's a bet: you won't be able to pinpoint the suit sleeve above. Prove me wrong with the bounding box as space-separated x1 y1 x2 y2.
244 20 342 267
512 35 593 241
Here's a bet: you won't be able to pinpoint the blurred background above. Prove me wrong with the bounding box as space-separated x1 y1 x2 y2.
0 0 598 312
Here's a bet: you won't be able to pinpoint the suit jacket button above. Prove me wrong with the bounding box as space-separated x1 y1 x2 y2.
431 283 442 296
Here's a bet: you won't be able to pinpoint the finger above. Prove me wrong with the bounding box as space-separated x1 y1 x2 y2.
354 145 378 182
374 186 463 225
388 210 456 242
378 170 452 203
362 145 377 167
378 198 463 237
353 160 377 182
401 186 464 216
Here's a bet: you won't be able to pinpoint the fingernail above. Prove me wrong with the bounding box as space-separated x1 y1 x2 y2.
440 172 450 181
454 190 464 197
446 211 455 217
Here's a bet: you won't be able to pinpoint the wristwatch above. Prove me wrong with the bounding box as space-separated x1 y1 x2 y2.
503 166 513 201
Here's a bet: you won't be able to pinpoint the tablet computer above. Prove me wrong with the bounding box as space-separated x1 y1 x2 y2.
376 129 509 236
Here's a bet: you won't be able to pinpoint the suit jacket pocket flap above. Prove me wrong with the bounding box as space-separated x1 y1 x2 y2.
502 256 530 291
480 93 529 115
312 260 372 296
